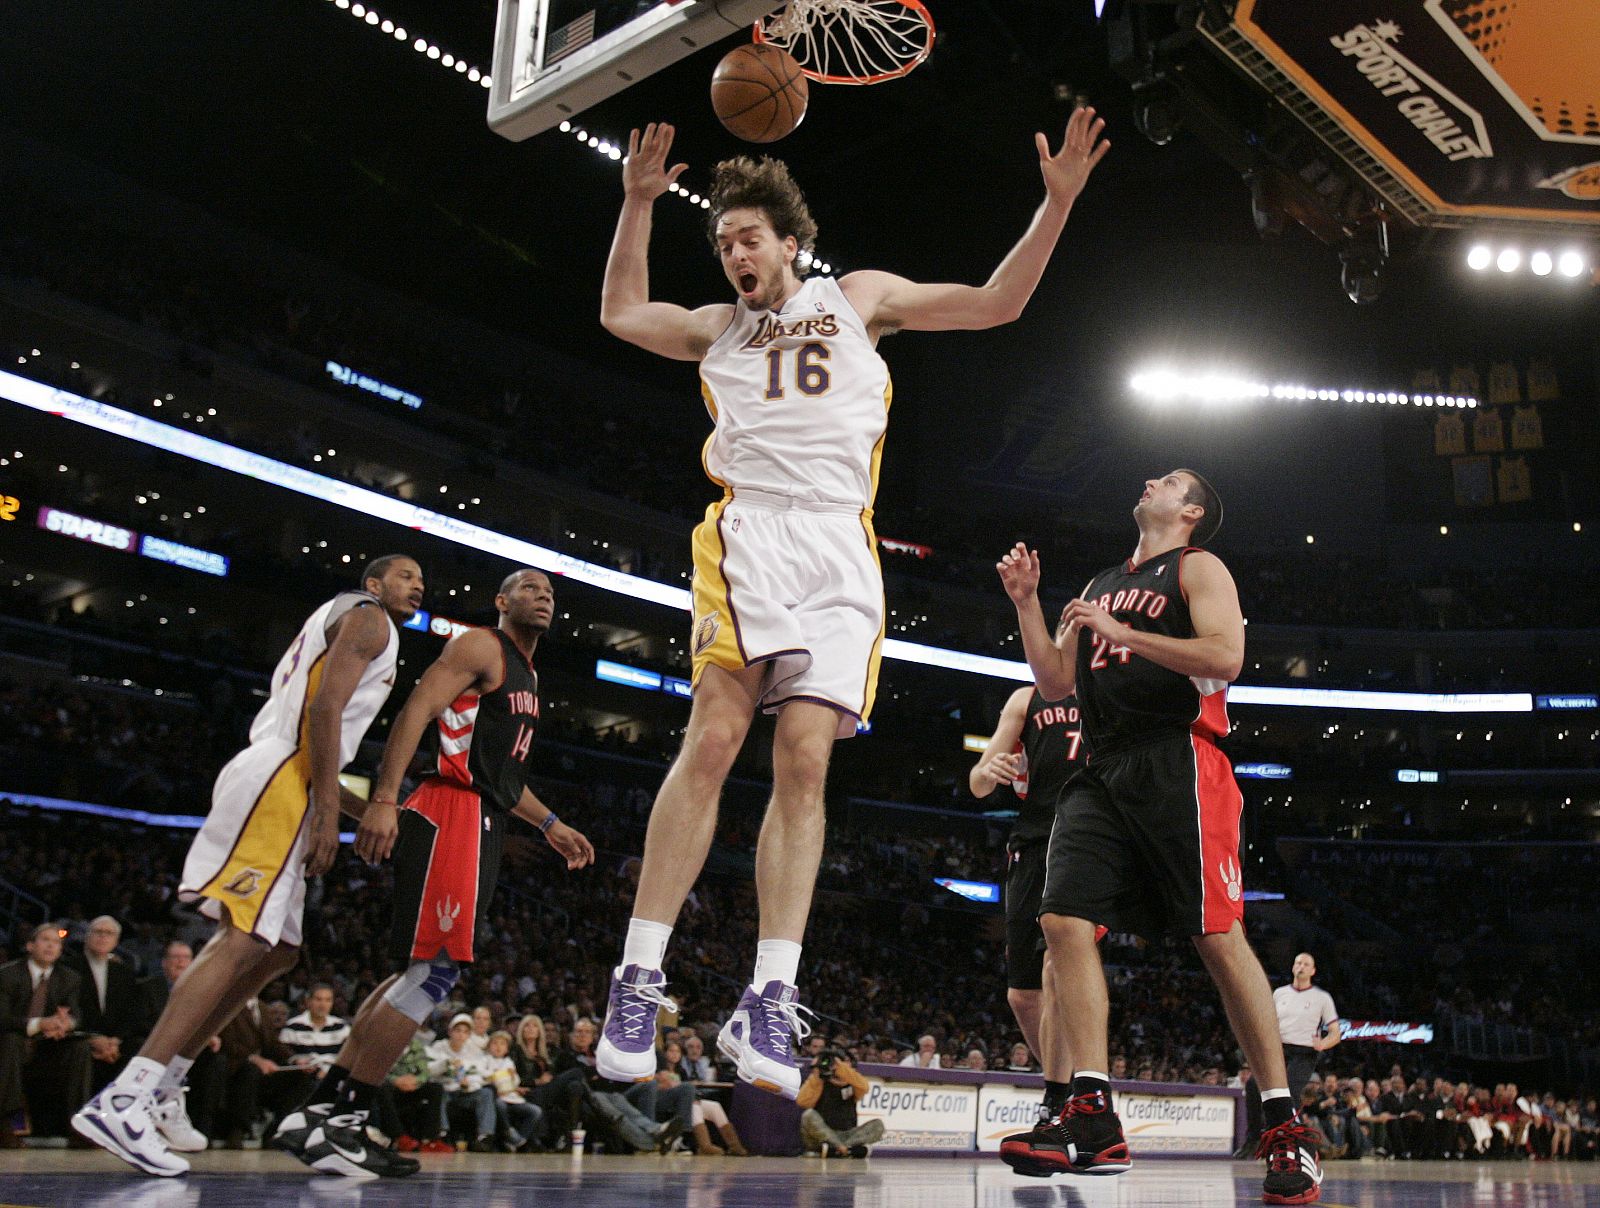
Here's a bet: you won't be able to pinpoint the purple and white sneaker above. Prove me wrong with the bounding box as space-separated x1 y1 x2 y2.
596 963 677 1083
717 980 814 1099
72 1086 190 1177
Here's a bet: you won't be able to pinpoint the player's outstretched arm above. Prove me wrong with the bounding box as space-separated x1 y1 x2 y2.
997 543 1075 699
601 122 733 361
305 603 395 877
970 685 1031 799
356 627 500 863
840 107 1108 333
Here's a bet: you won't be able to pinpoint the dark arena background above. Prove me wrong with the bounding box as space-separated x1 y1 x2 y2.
2 1 1599 1206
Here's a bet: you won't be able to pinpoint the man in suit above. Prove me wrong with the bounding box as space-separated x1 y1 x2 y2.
135 941 195 1038
0 922 90 1142
63 917 142 1096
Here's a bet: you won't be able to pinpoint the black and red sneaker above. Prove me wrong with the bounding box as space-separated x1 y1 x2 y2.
999 1090 1132 1178
1258 1117 1324 1204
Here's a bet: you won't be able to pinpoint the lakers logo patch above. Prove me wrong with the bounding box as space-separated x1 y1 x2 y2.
436 895 462 934
222 869 265 898
693 614 720 656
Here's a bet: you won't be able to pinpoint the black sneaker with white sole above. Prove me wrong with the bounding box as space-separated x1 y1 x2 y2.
303 1115 420 1179
272 1101 334 1159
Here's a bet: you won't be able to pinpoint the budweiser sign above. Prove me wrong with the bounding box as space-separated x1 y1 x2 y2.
1339 1019 1434 1044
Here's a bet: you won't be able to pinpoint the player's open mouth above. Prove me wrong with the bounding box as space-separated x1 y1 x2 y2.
738 273 758 295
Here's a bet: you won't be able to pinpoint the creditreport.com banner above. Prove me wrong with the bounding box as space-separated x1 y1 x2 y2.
976 1083 1238 1156
856 1079 979 1150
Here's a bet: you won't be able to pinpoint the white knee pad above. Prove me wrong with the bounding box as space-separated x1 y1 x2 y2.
383 959 459 1023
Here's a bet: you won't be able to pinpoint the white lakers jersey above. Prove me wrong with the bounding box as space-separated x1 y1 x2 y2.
248 591 399 767
699 276 892 510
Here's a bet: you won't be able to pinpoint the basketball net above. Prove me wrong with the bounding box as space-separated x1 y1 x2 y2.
756 0 935 85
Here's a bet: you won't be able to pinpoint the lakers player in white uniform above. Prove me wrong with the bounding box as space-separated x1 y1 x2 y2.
73 555 424 1176
595 113 1109 1096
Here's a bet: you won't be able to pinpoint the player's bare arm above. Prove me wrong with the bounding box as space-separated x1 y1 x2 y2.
601 122 734 361
998 543 1076 699
971 685 1032 798
1062 551 1245 682
356 627 503 864
840 106 1109 334
305 602 394 877
510 786 596 871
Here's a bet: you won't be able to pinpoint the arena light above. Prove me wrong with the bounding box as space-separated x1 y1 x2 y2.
1130 367 1476 409
0 369 1551 712
1466 241 1591 283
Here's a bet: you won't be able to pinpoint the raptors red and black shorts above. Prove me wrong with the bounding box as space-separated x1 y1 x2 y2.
1040 732 1245 938
387 778 505 965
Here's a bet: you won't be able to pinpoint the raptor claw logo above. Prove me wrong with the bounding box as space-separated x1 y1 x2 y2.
1219 857 1243 902
436 895 462 934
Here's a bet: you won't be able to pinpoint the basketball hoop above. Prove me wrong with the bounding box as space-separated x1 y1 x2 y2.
754 0 935 86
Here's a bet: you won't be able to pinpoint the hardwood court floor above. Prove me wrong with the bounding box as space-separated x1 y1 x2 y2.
3 1151 1599 1208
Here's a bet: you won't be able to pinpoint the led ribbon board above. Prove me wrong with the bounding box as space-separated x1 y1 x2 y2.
0 371 1557 713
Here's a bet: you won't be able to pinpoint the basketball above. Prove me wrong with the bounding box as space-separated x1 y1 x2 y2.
710 43 809 144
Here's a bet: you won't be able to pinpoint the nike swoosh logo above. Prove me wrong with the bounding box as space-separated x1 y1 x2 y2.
328 1138 368 1162
123 1123 146 1141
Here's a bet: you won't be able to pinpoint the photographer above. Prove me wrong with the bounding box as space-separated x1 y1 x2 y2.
796 1050 884 1159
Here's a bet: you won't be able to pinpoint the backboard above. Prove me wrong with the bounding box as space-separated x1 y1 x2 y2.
489 0 779 142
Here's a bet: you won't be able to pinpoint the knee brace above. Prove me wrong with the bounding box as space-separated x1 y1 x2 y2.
383 959 459 1023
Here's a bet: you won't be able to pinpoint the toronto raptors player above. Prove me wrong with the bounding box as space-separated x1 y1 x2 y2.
996 471 1322 1205
594 113 1110 1098
970 677 1084 1121
274 568 594 1178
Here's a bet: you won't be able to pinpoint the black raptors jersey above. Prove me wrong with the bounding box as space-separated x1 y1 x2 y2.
1010 689 1084 841
1075 546 1229 758
435 629 540 813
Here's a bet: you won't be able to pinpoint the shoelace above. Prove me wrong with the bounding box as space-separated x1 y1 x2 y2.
1257 1120 1317 1171
759 993 815 1054
1061 1090 1110 1119
616 976 678 1041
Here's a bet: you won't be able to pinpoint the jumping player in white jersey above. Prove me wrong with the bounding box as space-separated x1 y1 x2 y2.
595 113 1109 1098
73 556 425 1176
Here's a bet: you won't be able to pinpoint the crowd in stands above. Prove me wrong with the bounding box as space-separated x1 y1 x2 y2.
4 787 1600 1160
5 179 1600 640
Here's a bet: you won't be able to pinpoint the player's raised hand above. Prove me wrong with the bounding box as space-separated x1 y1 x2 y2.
623 123 689 201
996 542 1041 604
1036 106 1109 206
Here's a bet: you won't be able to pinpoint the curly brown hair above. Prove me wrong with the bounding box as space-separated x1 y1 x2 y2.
705 155 818 272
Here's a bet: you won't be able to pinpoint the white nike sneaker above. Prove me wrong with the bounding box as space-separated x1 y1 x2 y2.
72 1086 191 1177
151 1088 208 1153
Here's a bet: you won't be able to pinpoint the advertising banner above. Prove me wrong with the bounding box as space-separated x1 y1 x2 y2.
857 1078 979 1151
977 1083 1237 1156
1229 0 1600 223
